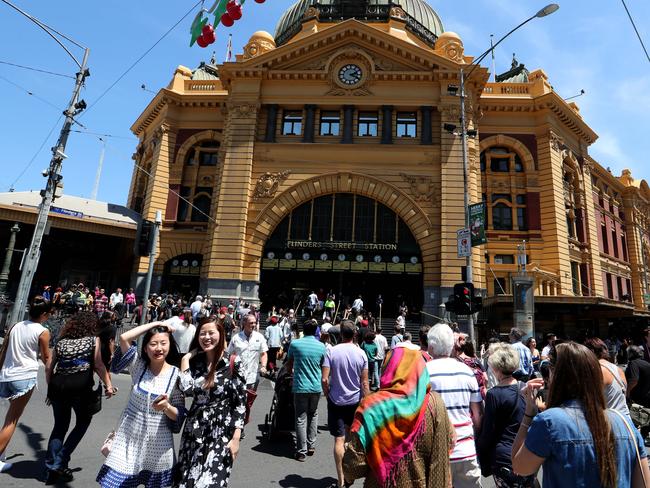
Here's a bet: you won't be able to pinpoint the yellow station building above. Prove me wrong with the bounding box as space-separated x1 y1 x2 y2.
9 0 646 336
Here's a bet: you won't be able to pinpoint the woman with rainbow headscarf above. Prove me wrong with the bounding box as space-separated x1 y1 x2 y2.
342 342 455 487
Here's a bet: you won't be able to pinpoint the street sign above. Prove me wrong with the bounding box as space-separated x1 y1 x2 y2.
457 228 471 258
644 293 650 305
469 202 487 247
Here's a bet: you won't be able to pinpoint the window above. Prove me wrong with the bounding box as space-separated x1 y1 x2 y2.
191 193 212 222
290 201 311 240
332 194 354 241
396 112 417 138
185 148 197 166
621 233 628 262
571 262 580 295
616 276 624 300
492 194 512 203
358 111 378 137
494 277 507 295
197 141 220 166
311 195 333 241
491 157 509 172
516 195 527 230
354 196 374 242
282 110 302 135
611 229 619 258
494 254 515 264
514 154 524 172
319 111 340 136
493 203 513 230
601 223 609 254
177 186 191 221
376 204 397 243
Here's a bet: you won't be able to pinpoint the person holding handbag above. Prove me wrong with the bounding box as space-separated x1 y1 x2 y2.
0 295 52 473
44 311 115 484
476 343 537 487
173 317 246 488
97 321 184 488
512 342 650 488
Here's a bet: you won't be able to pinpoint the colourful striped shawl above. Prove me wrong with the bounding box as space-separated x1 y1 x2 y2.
350 344 431 487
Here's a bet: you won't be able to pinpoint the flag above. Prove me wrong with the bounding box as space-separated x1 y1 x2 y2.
226 34 232 62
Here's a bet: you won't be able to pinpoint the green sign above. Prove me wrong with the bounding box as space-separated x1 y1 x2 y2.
644 293 650 305
469 202 487 247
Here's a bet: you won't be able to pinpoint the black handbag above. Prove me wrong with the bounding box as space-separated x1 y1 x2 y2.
88 382 102 415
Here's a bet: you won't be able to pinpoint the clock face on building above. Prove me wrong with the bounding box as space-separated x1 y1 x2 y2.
338 64 362 86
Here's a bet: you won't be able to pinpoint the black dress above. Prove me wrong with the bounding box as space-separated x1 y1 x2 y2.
173 356 247 488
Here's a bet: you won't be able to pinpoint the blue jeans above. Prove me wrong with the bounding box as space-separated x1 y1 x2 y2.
373 359 382 388
45 398 93 471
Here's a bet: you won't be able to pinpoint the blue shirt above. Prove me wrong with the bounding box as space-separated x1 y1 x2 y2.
512 341 534 376
264 324 283 348
287 336 326 394
526 400 646 488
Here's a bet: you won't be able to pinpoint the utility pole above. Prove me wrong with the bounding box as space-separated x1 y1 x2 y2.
140 210 162 325
459 68 475 345
7 49 90 325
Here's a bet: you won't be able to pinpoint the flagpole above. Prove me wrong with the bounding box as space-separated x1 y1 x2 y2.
225 33 232 62
490 34 496 82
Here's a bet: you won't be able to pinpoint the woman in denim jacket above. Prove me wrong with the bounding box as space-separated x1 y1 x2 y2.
512 342 650 488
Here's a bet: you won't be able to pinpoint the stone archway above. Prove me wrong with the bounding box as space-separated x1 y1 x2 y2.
245 171 436 286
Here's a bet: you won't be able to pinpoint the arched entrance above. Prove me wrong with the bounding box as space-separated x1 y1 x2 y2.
259 193 423 317
161 254 202 299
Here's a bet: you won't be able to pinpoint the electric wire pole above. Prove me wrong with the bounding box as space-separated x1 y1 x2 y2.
7 49 90 325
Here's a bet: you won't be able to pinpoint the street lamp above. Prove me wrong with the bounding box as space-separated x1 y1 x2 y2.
444 4 559 344
3 0 90 326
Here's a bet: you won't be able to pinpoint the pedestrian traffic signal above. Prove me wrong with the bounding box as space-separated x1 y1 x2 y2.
135 219 155 257
453 282 474 315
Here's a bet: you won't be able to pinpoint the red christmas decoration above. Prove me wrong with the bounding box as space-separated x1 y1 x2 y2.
196 35 209 48
221 12 234 27
254 0 265 3
227 2 243 20
202 23 216 44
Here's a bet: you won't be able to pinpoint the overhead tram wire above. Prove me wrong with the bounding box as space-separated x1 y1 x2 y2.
0 60 75 78
0 74 63 111
81 0 203 117
620 0 650 63
7 114 63 191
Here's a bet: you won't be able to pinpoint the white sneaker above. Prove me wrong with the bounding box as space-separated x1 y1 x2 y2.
0 460 13 473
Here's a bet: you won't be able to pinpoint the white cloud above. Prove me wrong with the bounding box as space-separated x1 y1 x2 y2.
614 78 650 113
590 132 628 168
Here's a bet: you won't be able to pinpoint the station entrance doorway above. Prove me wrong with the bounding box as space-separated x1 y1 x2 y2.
258 193 423 319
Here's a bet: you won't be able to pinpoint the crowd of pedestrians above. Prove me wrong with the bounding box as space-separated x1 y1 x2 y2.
2 291 650 487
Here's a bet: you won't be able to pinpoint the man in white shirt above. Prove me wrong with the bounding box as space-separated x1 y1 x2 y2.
164 307 195 353
227 314 268 390
540 332 557 361
109 288 123 309
352 295 364 314
307 291 319 316
321 316 333 334
427 323 483 488
264 316 283 373
190 295 203 323
373 327 388 388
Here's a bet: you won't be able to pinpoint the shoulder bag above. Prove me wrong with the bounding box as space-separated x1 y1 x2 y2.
610 408 648 487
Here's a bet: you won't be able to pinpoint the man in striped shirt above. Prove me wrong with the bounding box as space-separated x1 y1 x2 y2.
427 323 483 488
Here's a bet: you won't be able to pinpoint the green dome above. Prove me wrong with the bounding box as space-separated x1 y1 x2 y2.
274 0 444 47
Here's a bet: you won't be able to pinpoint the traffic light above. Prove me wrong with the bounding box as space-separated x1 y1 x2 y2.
453 282 474 315
472 294 483 313
445 294 458 314
135 219 155 257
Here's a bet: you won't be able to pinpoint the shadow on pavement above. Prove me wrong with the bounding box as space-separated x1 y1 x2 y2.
250 431 295 459
278 474 338 487
5 423 47 482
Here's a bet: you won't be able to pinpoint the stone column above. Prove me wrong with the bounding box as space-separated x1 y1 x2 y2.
0 223 20 298
204 101 260 302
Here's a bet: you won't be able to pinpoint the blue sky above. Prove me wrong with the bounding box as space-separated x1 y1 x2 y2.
1 0 648 205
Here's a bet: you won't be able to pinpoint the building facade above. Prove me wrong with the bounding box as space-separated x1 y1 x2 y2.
125 0 650 335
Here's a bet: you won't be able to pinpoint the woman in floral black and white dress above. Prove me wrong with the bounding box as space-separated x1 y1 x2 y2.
173 317 246 488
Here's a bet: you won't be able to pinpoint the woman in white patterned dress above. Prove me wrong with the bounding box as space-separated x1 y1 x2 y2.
96 321 184 488
172 317 246 488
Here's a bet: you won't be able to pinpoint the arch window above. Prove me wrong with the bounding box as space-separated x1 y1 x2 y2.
185 140 220 166
480 146 524 174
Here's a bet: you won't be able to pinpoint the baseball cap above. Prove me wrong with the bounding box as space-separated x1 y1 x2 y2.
269 316 279 324
219 306 228 314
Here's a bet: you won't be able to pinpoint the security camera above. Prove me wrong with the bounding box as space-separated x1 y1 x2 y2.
42 169 49 177
55 149 68 160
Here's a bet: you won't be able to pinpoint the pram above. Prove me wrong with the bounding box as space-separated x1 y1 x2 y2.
262 361 294 441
